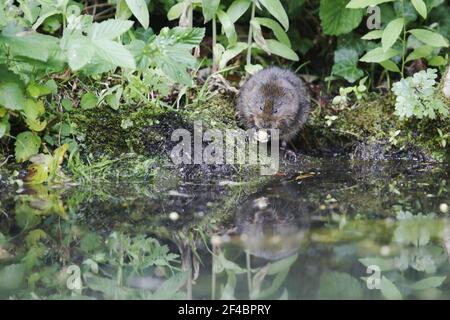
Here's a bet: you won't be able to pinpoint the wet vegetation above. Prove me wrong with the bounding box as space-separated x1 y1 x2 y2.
0 0 449 300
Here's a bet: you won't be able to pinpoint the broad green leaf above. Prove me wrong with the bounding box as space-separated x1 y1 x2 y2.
265 39 299 61
410 276 446 291
318 272 363 300
346 0 395 8
428 56 447 66
217 10 237 46
227 0 251 23
332 48 365 83
0 82 25 110
411 0 427 19
266 254 298 275
0 116 10 139
219 42 248 69
409 29 449 47
405 45 433 62
67 37 95 71
202 0 220 23
0 32 59 62
15 131 41 163
258 0 289 31
116 0 133 20
382 18 404 52
0 264 25 290
125 0 149 29
380 60 401 72
94 39 136 69
89 19 134 40
361 30 383 40
32 10 60 30
80 92 98 110
254 17 291 47
251 19 269 53
167 2 185 21
320 0 364 36
360 47 399 63
380 276 402 300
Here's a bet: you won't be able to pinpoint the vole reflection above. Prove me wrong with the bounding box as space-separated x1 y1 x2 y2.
234 182 312 261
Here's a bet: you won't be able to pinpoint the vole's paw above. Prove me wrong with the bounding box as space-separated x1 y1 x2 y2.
283 149 298 162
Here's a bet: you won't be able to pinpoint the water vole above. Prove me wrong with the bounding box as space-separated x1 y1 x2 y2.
237 67 310 147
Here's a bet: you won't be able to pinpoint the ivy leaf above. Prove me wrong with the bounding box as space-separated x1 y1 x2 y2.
15 131 41 163
320 0 364 36
332 48 364 83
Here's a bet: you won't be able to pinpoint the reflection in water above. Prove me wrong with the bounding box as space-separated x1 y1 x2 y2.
0 160 449 299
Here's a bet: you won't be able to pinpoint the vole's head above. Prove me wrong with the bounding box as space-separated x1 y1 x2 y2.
249 80 299 130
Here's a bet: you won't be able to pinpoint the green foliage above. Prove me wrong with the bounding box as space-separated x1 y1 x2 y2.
392 69 448 120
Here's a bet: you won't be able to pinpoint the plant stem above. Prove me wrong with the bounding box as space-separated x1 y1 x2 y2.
246 0 256 67
212 16 218 72
400 0 406 78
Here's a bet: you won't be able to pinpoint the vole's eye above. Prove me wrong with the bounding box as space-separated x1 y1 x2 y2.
273 109 278 114
259 105 263 111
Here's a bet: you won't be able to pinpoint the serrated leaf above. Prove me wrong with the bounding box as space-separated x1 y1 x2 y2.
0 82 25 110
67 37 95 71
382 18 404 52
93 39 136 69
15 131 41 163
89 19 134 40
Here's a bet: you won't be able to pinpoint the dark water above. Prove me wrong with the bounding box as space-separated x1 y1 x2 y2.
0 160 449 300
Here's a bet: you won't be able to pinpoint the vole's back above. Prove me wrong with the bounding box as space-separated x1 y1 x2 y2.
237 67 310 142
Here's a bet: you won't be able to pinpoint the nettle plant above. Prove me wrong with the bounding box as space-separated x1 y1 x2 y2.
168 0 299 74
348 0 449 76
0 0 205 183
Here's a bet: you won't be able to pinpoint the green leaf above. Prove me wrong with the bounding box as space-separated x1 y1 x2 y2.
227 0 251 23
93 39 136 69
0 264 25 290
409 29 449 47
380 59 401 72
216 10 237 46
254 17 291 47
15 131 41 163
346 0 395 8
332 48 365 83
411 0 427 19
0 116 10 139
0 32 59 62
32 10 60 30
258 0 289 31
318 272 363 299
320 0 364 36
380 276 402 300
405 45 433 62
89 19 134 40
427 55 447 66
67 37 95 71
219 42 248 69
125 0 149 29
0 82 25 110
361 30 383 40
80 92 98 110
359 257 395 271
410 276 446 291
382 18 404 52
360 47 399 63
202 0 220 23
167 2 185 21
265 39 299 61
